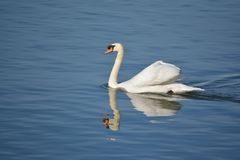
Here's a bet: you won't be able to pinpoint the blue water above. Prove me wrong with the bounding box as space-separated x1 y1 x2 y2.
1 0 240 160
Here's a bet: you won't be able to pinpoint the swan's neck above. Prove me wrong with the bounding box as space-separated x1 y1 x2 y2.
108 47 124 88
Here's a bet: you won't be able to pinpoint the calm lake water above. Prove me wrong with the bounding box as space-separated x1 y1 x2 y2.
0 0 240 160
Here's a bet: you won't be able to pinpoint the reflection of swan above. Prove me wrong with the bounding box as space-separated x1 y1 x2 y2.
104 43 204 94
102 88 121 131
126 93 182 117
104 89 182 132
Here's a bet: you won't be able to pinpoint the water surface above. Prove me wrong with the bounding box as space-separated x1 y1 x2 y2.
0 0 240 160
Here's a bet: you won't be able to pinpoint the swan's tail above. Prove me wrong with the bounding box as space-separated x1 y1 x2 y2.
170 83 205 94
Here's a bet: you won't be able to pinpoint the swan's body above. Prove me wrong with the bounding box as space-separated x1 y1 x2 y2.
105 43 204 94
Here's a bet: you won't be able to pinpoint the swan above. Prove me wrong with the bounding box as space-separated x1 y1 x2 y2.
104 43 204 94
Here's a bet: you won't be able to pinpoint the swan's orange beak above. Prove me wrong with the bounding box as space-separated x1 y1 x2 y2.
104 48 113 54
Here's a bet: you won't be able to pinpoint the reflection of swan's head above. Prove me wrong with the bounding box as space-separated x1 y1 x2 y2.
102 117 119 131
102 118 110 129
105 43 123 54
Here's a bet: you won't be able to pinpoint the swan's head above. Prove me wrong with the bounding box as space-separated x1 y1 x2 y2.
105 43 123 54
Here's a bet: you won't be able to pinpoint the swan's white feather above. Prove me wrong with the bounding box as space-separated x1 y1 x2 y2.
119 61 181 87
120 82 204 94
118 61 204 93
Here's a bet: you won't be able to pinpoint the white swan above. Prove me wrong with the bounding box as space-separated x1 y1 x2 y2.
104 43 204 94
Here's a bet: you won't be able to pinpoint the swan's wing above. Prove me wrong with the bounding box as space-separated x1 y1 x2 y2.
122 61 181 87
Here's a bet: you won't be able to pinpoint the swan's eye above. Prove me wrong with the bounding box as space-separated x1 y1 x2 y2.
107 45 115 50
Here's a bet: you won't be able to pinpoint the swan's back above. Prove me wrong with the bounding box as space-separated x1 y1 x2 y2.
120 61 181 88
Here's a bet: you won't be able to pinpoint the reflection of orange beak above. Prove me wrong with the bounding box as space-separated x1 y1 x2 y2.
102 118 110 125
104 48 113 54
